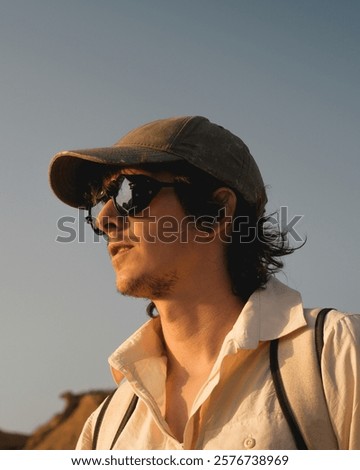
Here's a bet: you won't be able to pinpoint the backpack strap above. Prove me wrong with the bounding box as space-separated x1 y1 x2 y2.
92 390 138 450
270 338 307 449
92 389 117 450
270 307 338 450
109 394 138 449
314 307 332 368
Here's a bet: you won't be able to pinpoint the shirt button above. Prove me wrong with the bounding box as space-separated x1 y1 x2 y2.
244 437 256 449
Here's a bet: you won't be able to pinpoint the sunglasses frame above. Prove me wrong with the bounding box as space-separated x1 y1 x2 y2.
86 174 178 237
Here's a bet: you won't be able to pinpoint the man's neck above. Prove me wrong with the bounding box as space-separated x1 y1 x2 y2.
154 283 244 376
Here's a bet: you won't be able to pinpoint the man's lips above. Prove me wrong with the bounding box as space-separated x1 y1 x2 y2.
108 243 134 257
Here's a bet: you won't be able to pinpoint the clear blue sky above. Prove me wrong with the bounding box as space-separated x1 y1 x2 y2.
1 0 359 433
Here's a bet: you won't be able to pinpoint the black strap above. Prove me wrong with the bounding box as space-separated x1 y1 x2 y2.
269 307 333 450
110 394 138 449
314 308 333 371
270 338 308 449
92 391 138 450
92 389 117 450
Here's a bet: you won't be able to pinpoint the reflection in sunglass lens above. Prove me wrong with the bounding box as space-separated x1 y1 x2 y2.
114 178 133 212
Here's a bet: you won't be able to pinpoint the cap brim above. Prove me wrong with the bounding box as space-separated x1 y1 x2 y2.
49 146 182 208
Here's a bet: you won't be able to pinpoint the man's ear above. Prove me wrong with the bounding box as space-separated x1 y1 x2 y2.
211 187 236 236
191 187 236 242
212 187 237 218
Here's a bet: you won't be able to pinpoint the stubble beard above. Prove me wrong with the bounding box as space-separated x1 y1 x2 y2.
116 270 179 300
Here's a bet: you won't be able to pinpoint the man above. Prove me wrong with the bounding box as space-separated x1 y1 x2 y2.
49 116 360 450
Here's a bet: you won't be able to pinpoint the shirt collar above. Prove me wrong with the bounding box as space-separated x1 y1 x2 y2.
109 316 163 384
109 277 306 382
229 276 306 349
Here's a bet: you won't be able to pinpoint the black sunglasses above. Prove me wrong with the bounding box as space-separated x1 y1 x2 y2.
86 174 179 236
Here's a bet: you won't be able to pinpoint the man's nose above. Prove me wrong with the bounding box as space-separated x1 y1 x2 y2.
97 200 127 239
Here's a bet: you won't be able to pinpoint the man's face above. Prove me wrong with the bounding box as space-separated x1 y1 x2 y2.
96 168 209 300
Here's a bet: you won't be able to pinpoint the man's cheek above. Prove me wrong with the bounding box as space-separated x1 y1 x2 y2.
157 216 179 244
131 220 157 244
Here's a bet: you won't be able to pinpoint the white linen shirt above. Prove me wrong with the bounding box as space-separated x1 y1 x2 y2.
77 277 360 450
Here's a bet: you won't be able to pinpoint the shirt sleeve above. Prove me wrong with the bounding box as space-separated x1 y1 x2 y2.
322 312 360 449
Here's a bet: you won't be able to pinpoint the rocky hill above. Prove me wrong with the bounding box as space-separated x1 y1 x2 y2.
0 390 111 450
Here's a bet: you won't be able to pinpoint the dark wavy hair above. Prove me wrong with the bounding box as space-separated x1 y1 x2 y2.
86 160 301 317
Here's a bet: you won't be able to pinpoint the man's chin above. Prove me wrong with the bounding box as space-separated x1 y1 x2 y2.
116 279 145 298
115 274 155 299
115 271 178 299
